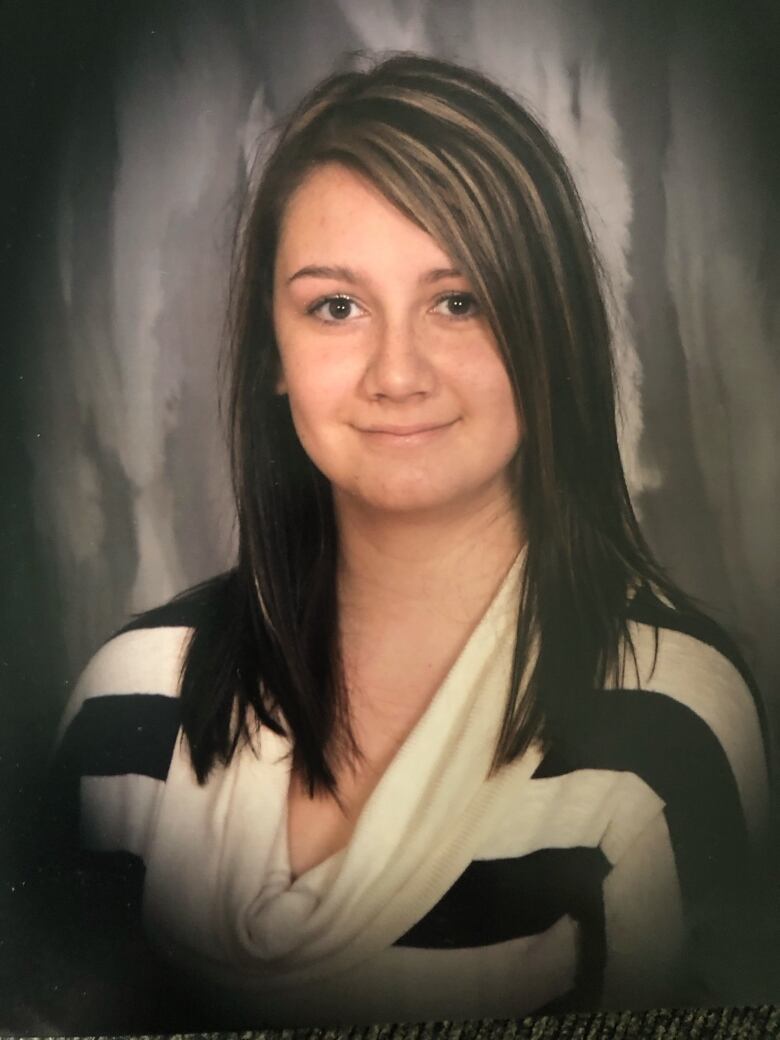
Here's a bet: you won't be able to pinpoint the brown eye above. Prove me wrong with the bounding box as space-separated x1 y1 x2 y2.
326 298 352 320
434 292 480 318
308 295 361 322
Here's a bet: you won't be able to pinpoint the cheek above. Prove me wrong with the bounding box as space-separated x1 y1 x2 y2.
468 358 523 446
283 327 366 398
501 384 524 443
281 361 350 451
284 377 325 437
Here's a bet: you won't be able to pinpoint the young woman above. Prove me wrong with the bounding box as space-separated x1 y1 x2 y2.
51 54 770 1027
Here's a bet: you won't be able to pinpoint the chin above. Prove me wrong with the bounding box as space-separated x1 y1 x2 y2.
342 477 486 519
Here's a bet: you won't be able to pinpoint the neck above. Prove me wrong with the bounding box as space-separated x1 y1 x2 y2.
334 487 525 624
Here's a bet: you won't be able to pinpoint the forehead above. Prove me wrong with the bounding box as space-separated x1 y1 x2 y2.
275 162 453 270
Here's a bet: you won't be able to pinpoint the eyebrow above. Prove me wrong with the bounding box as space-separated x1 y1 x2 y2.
285 264 464 286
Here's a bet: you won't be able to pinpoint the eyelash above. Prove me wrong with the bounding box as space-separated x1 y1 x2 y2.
306 294 361 323
305 291 481 324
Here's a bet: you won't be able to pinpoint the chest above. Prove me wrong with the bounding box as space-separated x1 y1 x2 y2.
285 717 410 880
286 625 471 880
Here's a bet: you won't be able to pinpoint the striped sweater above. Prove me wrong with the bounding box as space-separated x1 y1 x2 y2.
51 572 770 1027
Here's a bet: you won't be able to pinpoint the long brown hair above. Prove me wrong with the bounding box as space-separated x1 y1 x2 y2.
179 53 694 794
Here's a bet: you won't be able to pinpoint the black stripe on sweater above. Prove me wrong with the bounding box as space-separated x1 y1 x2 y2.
394 846 609 949
534 688 750 920
625 586 769 765
57 693 181 781
117 572 235 635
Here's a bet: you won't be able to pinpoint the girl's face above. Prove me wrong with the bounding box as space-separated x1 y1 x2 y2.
272 162 523 520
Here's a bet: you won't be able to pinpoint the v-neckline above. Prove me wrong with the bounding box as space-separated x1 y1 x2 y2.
281 545 527 889
281 793 348 889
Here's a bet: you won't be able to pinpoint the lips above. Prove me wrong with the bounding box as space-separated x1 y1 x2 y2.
360 420 457 436
354 419 459 447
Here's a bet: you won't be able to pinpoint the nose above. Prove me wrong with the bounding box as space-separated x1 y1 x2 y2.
361 314 436 402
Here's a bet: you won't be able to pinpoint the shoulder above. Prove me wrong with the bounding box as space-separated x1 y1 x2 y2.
618 587 769 841
622 587 768 769
541 586 769 848
55 571 235 779
50 572 236 864
624 584 765 726
117 569 237 636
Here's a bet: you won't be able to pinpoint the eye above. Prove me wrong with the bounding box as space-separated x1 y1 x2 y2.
432 292 481 319
307 294 363 323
